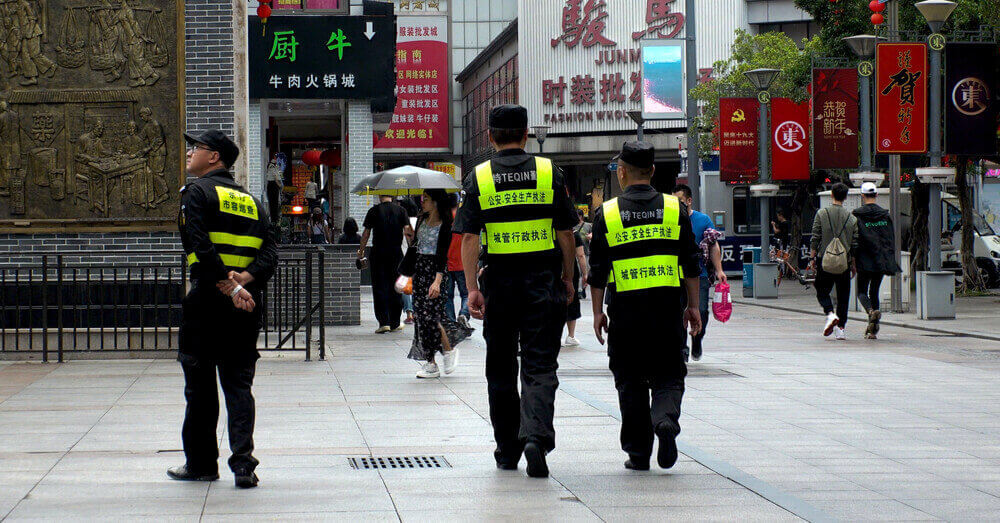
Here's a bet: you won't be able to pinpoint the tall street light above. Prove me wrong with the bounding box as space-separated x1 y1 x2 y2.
626 111 645 142
843 34 884 174
916 0 957 273
744 68 780 258
532 125 550 154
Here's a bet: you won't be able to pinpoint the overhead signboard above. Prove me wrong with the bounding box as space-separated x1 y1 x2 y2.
945 43 998 156
812 68 859 170
719 98 759 183
375 16 450 152
640 40 686 121
248 15 396 100
770 98 810 181
875 43 928 154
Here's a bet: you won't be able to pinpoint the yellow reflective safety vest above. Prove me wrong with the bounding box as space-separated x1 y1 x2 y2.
603 194 683 292
475 157 556 255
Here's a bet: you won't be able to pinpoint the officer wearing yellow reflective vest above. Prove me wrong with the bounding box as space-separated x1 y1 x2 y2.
169 130 277 490
588 141 702 472
456 104 578 478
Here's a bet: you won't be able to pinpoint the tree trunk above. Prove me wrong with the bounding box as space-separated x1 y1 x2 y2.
909 179 929 274
955 158 985 291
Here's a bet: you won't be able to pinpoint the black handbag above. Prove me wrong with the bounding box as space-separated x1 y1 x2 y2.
398 246 417 277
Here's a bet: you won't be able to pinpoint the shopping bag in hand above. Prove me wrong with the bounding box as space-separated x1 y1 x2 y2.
712 282 732 323
394 276 413 295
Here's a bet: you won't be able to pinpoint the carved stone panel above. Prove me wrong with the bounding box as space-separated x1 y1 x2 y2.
0 0 182 230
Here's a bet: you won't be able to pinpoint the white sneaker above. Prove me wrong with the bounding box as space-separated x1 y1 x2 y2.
563 336 580 347
416 362 440 379
834 326 846 340
442 350 459 374
823 313 839 337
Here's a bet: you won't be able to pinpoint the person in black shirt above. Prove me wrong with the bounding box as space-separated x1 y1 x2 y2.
589 141 702 471
169 129 277 489
455 104 577 478
771 209 791 250
358 196 413 333
337 217 362 244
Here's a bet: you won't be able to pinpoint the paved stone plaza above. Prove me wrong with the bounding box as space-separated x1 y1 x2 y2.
3 292 1000 521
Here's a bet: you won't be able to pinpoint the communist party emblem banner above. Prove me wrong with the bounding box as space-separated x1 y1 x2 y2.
770 98 811 181
719 98 759 182
876 43 928 154
812 68 859 169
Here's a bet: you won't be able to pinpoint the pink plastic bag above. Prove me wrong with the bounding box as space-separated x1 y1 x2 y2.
712 282 732 323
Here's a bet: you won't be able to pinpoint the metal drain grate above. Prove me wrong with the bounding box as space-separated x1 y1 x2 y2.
348 456 451 470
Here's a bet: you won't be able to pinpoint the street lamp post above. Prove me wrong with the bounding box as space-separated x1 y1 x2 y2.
626 111 645 142
744 68 781 258
916 0 956 273
531 125 550 155
843 35 884 173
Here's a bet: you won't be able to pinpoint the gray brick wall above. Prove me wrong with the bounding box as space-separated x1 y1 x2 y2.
0 233 184 267
347 100 374 220
184 0 237 139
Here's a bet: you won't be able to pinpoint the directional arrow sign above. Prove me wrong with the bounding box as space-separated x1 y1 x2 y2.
365 22 376 40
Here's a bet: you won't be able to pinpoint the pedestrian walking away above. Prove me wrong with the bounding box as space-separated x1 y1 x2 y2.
445 200 471 327
407 190 474 378
456 104 577 478
171 129 277 490
358 195 413 333
672 184 726 361
589 141 702 471
810 182 859 340
853 182 901 339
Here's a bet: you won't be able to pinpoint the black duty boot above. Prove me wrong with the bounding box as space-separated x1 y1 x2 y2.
234 469 259 489
655 423 679 469
523 441 549 478
167 464 219 482
624 455 650 471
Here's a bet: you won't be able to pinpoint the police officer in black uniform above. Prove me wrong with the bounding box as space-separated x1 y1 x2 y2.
168 130 277 489
456 105 577 478
588 141 702 471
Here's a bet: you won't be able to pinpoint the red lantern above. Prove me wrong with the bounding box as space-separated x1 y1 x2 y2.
870 0 885 12
320 148 341 168
302 150 323 166
871 13 884 25
257 2 271 36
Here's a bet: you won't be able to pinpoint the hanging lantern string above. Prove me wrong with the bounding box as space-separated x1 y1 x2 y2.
257 1 272 36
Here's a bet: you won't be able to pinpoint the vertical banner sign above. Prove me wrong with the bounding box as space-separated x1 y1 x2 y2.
945 43 998 156
812 68 859 169
375 16 450 151
876 43 928 154
770 98 811 181
719 98 760 182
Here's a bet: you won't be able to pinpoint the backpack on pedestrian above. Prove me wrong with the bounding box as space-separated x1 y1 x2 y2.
821 210 850 275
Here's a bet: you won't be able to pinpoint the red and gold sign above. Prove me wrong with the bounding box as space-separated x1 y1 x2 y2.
812 68 859 169
719 98 759 183
876 43 928 154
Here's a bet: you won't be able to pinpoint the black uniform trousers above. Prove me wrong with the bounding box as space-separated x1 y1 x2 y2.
483 268 566 458
607 313 686 460
370 249 403 329
179 286 261 475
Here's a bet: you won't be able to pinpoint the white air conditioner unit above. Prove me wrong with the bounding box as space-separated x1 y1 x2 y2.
915 167 956 184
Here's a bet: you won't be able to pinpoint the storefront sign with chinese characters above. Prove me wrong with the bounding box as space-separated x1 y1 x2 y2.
376 16 449 151
812 68 859 170
393 0 447 14
248 15 395 100
520 0 726 134
770 98 810 181
274 0 302 9
875 43 928 154
945 43 998 156
719 98 759 182
427 162 458 180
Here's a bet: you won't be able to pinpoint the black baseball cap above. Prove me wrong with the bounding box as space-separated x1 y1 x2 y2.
613 140 655 169
184 129 240 169
489 104 528 129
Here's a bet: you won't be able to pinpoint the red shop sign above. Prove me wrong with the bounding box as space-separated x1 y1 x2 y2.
770 98 810 181
719 98 759 182
812 68 859 169
876 43 928 154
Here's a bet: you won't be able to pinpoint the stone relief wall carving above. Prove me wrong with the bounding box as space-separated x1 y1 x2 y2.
0 0 180 226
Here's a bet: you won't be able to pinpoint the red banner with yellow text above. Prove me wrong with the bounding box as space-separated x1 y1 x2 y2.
719 98 759 182
876 43 928 154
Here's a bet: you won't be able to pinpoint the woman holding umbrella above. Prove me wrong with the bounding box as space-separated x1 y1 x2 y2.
407 190 473 378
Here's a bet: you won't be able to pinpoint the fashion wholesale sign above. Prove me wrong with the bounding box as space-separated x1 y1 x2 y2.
875 43 928 154
719 98 759 182
945 43 998 156
375 16 450 152
812 68 859 169
770 98 810 181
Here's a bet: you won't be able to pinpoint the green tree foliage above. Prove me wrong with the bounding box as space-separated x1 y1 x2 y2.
794 0 994 58
689 30 822 152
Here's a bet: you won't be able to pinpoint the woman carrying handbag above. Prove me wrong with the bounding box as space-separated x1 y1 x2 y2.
403 190 473 378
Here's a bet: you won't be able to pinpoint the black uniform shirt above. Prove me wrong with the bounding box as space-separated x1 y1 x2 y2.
588 184 701 312
179 169 278 289
454 149 578 274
